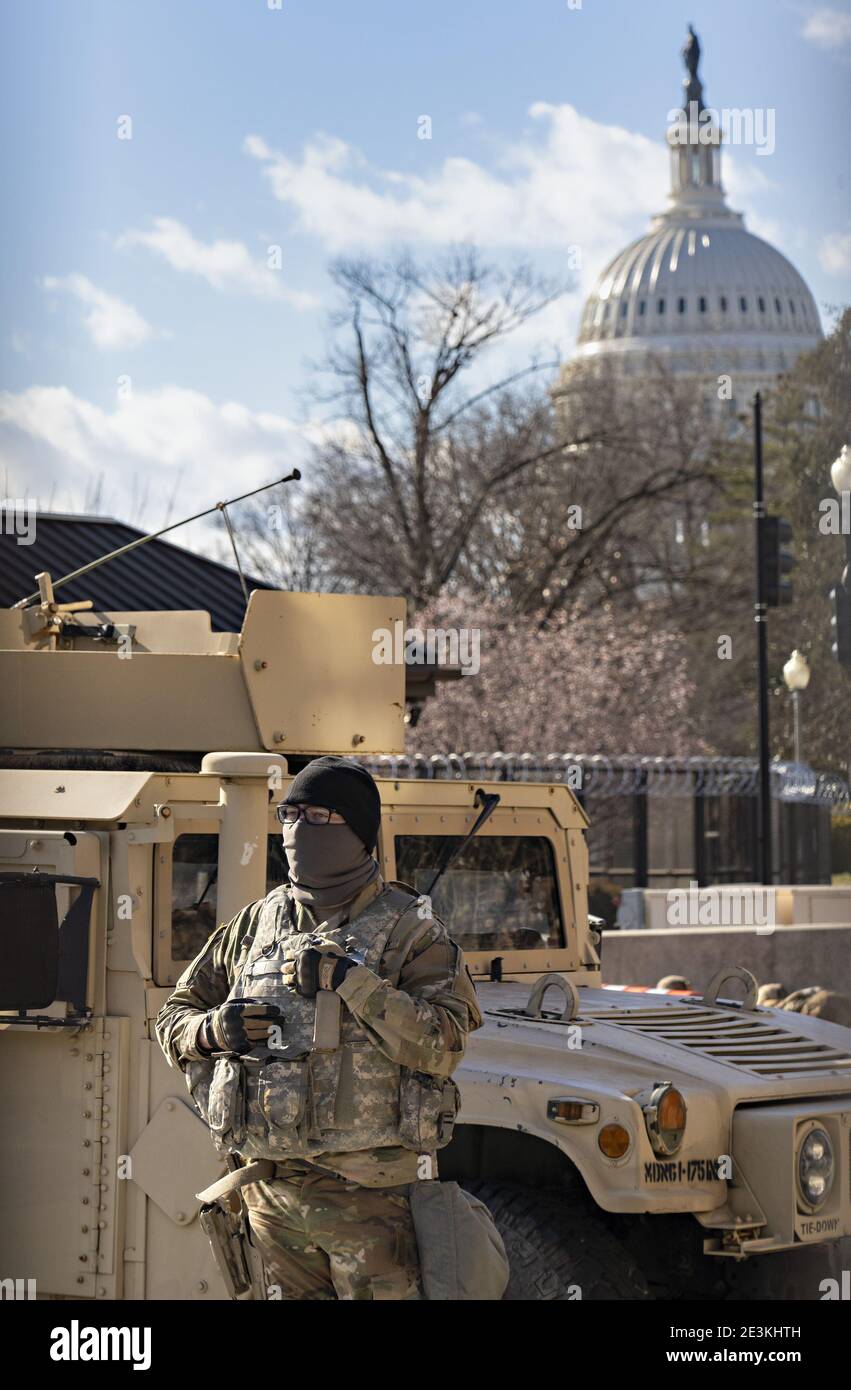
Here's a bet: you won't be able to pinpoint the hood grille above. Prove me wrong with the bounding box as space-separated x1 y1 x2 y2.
585 1004 851 1078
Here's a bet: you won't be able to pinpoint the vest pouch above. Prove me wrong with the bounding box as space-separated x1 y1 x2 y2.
307 1049 344 1134
184 1057 214 1126
253 1058 308 1151
399 1070 460 1151
207 1056 246 1151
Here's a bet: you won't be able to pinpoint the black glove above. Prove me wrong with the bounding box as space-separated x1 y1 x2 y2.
283 947 358 998
202 999 283 1054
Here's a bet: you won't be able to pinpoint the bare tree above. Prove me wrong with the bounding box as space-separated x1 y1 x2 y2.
289 250 733 622
302 247 583 606
507 355 736 619
228 483 340 593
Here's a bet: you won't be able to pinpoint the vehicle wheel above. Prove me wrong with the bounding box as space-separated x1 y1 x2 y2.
462 1180 653 1301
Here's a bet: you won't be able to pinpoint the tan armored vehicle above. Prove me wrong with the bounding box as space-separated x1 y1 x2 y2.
2 583 850 1301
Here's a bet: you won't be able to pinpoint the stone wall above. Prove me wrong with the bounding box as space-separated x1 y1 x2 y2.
601 923 851 998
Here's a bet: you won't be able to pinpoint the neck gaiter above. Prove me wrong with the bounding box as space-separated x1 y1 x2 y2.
282 821 379 914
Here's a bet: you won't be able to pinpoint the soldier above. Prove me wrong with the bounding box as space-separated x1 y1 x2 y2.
755 981 851 1026
756 981 786 1008
777 986 851 1027
656 975 691 993
156 756 482 1301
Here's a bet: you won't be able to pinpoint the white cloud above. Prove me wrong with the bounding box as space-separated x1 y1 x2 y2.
802 7 851 49
42 274 154 350
241 105 828 384
118 216 316 309
0 384 308 536
819 226 851 273
244 104 667 280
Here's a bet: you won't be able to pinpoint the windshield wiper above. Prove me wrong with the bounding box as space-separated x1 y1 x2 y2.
424 789 501 897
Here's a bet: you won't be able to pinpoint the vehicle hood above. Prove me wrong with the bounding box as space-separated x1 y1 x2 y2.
466 981 851 1105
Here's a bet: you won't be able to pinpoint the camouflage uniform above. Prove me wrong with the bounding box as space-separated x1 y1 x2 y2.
156 877 482 1300
242 1163 421 1301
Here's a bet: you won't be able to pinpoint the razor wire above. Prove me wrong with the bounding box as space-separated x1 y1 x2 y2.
358 752 850 807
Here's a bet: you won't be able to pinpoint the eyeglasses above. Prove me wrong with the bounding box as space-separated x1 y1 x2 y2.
276 804 344 826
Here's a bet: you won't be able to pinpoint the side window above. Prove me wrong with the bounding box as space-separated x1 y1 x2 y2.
394 835 563 951
171 834 219 962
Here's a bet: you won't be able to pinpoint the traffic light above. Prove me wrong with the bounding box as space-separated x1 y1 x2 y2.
830 583 851 667
761 515 794 606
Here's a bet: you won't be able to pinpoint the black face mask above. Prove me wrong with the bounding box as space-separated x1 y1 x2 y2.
282 820 378 914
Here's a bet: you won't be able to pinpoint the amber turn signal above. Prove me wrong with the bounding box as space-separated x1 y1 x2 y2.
547 1098 600 1125
598 1123 631 1159
553 1101 583 1122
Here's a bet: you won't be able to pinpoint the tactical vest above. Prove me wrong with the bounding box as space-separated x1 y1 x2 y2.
184 883 460 1161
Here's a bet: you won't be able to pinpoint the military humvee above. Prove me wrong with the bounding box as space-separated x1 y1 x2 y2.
2 583 850 1301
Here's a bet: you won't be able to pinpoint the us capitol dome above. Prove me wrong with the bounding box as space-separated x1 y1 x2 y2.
561 28 822 396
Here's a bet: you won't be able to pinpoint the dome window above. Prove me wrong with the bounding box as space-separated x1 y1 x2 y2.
789 300 796 314
775 297 782 314
739 296 748 312
639 299 646 316
620 301 628 317
720 296 728 312
657 298 666 314
699 296 707 312
758 297 766 313
678 297 687 313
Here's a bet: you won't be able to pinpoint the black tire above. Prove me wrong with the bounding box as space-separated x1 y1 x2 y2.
462 1180 653 1301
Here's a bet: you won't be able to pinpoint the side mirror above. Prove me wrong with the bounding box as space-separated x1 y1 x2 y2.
0 876 60 1009
0 872 99 1016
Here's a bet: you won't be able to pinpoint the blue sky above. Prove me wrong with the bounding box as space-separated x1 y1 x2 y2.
1 0 849 545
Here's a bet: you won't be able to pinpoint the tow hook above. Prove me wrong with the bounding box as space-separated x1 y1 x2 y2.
721 1225 762 1257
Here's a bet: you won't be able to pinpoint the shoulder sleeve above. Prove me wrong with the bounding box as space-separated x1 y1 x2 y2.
154 898 264 1069
336 904 483 1075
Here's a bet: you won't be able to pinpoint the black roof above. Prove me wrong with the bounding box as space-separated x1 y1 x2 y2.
0 512 271 632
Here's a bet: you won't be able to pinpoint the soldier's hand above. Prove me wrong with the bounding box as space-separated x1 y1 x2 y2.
205 999 283 1054
282 944 358 996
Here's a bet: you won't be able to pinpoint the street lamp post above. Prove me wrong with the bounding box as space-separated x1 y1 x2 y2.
753 393 773 885
782 649 811 764
828 445 851 787
831 444 851 577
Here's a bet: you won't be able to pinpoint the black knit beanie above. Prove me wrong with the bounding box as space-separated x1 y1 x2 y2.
282 757 382 851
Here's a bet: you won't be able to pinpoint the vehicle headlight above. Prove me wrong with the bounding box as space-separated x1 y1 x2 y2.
640 1083 687 1157
797 1127 834 1211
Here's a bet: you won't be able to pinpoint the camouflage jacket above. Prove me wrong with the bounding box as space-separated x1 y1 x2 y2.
155 878 483 1187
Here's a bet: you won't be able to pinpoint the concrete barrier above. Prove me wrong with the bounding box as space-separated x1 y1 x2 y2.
601 923 851 998
617 884 851 930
